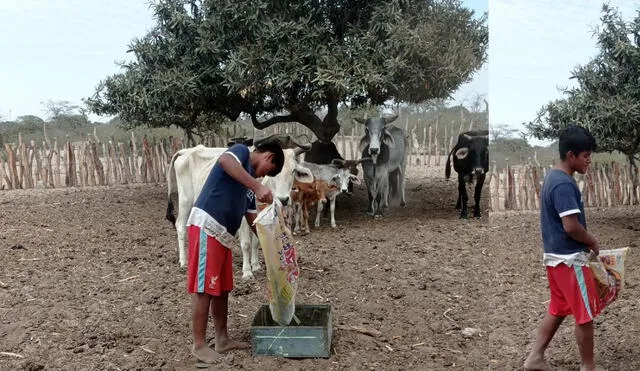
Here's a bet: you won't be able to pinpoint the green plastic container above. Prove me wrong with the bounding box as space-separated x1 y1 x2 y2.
250 304 332 358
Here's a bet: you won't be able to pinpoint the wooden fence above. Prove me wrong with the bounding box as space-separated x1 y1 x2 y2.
488 160 640 211
0 119 466 191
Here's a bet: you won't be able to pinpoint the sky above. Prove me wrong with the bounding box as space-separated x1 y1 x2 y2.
489 0 638 146
0 0 487 125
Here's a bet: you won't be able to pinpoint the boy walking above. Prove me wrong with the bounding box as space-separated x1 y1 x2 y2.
524 124 603 371
185 141 284 364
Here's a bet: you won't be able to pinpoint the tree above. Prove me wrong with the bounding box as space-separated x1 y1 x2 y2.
525 4 640 202
86 0 488 142
41 100 79 120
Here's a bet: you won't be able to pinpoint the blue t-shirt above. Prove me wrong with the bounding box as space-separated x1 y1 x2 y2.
540 168 588 255
192 144 257 236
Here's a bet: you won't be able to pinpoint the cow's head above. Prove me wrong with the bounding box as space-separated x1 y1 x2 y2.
329 166 360 194
330 158 362 177
356 115 398 165
269 148 314 206
455 131 489 176
315 180 338 204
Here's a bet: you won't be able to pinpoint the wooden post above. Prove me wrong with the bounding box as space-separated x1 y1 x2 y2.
142 135 155 183
491 161 499 210
434 114 440 166
53 140 61 188
421 122 427 167
0 157 12 190
66 141 77 187
90 142 105 186
427 125 432 166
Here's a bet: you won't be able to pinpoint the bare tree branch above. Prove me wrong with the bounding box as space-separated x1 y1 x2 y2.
250 112 295 129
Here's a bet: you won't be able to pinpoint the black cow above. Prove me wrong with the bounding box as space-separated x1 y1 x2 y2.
445 130 489 219
303 140 362 194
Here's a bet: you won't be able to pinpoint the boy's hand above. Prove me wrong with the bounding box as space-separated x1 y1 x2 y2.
589 242 600 256
255 185 273 204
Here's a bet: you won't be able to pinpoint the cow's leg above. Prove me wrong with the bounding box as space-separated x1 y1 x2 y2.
315 201 323 227
303 202 311 235
455 193 462 209
250 232 261 272
329 196 337 228
473 173 486 218
293 203 301 234
175 197 192 269
458 174 469 219
238 219 256 280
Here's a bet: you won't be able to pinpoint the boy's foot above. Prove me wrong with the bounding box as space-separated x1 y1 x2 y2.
523 356 551 371
192 345 219 364
215 339 251 353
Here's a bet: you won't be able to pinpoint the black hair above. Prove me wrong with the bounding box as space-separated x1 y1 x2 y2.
254 141 285 176
558 124 597 160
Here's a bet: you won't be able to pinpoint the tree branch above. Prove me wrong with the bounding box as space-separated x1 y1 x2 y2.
250 112 295 129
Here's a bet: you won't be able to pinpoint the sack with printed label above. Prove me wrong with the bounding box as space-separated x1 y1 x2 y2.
253 199 299 326
588 247 629 310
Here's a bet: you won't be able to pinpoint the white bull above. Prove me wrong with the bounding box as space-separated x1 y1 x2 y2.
166 143 313 279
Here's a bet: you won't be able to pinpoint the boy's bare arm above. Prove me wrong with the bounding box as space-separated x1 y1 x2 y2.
219 153 262 192
561 214 599 254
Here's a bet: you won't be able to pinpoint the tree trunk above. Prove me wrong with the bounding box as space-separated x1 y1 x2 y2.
250 97 341 142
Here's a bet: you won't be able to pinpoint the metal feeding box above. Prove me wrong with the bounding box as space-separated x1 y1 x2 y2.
250 304 332 358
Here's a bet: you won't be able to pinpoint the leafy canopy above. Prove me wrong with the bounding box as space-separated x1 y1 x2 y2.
526 4 640 164
86 0 487 141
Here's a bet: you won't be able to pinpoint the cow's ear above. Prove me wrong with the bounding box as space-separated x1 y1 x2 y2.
349 174 361 184
455 147 469 160
358 136 369 153
294 166 314 183
382 129 395 148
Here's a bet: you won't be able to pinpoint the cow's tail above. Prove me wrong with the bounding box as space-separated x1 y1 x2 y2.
166 149 182 226
445 147 455 179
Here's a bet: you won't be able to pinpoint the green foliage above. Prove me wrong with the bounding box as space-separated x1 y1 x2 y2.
525 4 640 166
86 0 487 141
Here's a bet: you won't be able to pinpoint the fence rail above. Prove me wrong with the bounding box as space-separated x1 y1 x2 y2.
488 161 640 211
0 120 466 191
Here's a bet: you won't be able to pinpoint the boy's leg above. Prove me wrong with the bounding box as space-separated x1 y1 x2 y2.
187 225 218 363
570 265 601 370
524 313 565 370
525 265 572 370
192 293 218 362
576 321 595 370
211 293 250 352
207 237 250 353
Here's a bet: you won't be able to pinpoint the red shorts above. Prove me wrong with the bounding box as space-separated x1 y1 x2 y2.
546 263 601 324
186 225 233 296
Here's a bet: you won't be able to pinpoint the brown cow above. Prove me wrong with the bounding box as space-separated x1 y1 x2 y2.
290 179 338 235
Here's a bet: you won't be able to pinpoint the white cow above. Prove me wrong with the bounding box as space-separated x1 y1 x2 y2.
299 161 362 229
166 139 313 279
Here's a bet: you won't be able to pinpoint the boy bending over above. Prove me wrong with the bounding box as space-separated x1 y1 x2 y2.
185 142 284 364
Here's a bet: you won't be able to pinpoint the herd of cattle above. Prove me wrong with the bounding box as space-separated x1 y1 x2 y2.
165 115 489 278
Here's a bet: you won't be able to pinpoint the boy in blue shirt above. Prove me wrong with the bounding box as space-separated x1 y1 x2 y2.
524 124 601 371
185 142 284 364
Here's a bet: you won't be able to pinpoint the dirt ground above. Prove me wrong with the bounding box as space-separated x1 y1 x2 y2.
6 161 636 370
489 207 640 370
